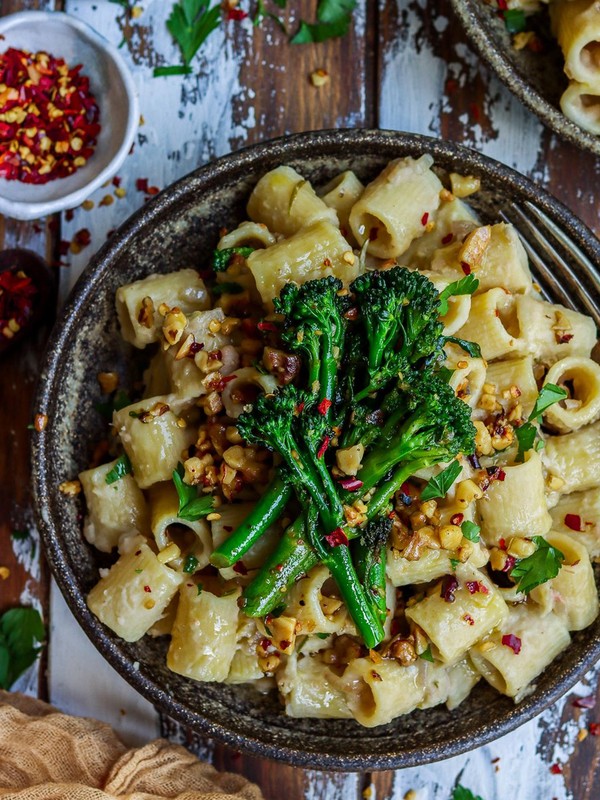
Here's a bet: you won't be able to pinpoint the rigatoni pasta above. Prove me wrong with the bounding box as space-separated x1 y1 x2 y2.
76 156 599 728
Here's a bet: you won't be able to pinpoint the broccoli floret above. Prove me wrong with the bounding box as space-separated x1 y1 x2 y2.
345 372 476 499
350 267 445 400
274 276 350 414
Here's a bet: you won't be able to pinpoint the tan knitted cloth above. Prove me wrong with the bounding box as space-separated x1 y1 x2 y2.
0 692 265 800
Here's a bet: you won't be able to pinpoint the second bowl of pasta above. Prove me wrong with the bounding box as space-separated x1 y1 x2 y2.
450 0 600 155
32 128 600 770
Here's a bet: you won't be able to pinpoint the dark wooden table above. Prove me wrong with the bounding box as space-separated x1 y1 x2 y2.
2 0 599 797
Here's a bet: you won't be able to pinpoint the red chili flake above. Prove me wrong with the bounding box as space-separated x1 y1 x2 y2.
497 0 508 8
0 47 101 184
187 341 204 357
344 307 359 320
0 268 38 343
501 633 522 654
147 185 160 196
259 637 272 651
460 261 472 275
279 639 291 650
257 320 278 332
549 764 563 775
275 563 283 572
441 575 459 603
338 477 364 492
317 435 330 459
295 401 305 414
323 257 332 267
450 513 464 526
233 560 248 575
208 349 222 361
390 617 402 637
317 398 332 415
589 723 600 735
468 454 481 470
143 585 152 593
325 527 349 547
135 549 141 556
466 580 487 595
227 7 248 19
486 465 506 482
502 555 516 573
463 613 475 626
441 232 454 245
565 513 583 532
112 175 122 187
498 538 507 550
421 212 429 226
136 177 149 192
572 695 596 709
445 77 458 95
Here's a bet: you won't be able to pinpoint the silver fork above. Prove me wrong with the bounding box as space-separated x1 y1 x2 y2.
499 201 600 327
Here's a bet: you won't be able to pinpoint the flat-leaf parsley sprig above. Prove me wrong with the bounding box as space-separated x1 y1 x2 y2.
0 607 45 690
172 462 215 521
154 0 222 77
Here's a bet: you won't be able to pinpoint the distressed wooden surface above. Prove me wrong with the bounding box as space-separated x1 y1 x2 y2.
2 0 600 797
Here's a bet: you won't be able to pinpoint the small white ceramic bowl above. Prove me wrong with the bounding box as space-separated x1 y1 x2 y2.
0 11 138 221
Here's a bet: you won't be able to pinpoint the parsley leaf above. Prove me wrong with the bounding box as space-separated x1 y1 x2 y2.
443 335 482 359
183 554 199 573
95 389 132 420
419 645 434 662
515 383 567 461
105 453 133 485
515 421 537 462
211 246 255 272
438 275 479 317
291 0 356 43
0 607 45 690
452 787 485 800
420 461 462 501
172 462 215 521
450 557 460 570
530 383 568 422
503 8 526 33
510 535 565 594
154 0 222 77
461 520 481 542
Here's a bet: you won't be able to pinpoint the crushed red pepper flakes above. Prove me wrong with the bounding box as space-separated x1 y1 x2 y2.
589 722 600 735
338 477 364 492
564 513 583 532
227 8 248 20
460 261 472 275
0 47 100 184
317 398 332 415
441 575 458 602
317 434 330 459
441 232 454 245
549 763 563 775
325 527 349 547
233 560 248 575
70 228 91 254
501 633 522 654
0 268 37 342
572 695 596 709
421 212 429 226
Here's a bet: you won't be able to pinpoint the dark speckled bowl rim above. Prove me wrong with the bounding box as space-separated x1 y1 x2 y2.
32 129 600 771
449 0 600 157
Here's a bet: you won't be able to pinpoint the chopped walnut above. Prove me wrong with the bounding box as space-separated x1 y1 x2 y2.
162 307 187 347
59 479 81 496
97 371 119 394
459 225 491 270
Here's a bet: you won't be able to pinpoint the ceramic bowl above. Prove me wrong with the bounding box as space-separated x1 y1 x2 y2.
0 11 138 220
449 0 600 156
31 129 600 770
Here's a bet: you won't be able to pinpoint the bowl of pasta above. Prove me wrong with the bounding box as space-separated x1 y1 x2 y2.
449 0 600 155
32 129 600 770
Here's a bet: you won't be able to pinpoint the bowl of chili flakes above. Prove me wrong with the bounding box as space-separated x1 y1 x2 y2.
0 11 138 221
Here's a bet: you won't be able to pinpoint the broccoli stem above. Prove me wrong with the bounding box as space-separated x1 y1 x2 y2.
239 516 317 616
242 460 425 619
303 504 384 649
353 524 388 628
209 476 292 569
